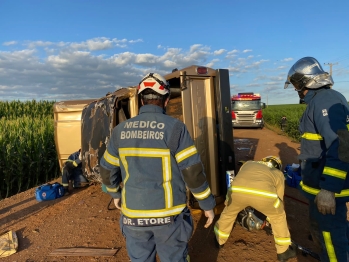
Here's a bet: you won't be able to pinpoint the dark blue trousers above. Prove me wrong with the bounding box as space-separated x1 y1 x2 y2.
308 200 349 262
119 208 193 262
61 166 88 188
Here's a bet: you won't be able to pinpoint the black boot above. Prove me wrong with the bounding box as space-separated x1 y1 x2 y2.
214 237 224 249
277 244 297 261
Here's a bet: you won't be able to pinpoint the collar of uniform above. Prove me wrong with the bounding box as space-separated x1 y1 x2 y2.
304 88 328 104
139 104 166 114
304 90 315 104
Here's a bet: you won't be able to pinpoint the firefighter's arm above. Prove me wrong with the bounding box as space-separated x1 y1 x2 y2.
64 159 82 170
100 128 122 199
64 150 82 170
182 162 216 211
173 124 216 211
315 102 349 193
100 165 122 199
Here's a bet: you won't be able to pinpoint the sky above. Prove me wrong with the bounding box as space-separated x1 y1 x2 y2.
1 0 349 105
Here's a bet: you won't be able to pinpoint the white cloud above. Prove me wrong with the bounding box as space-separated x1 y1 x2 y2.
213 49 226 55
0 41 219 100
245 59 269 69
0 39 290 102
227 49 238 55
3 41 17 46
27 41 54 49
282 57 293 62
206 59 220 68
243 49 252 53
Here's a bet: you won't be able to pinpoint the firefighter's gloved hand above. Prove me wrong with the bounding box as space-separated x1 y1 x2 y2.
114 198 121 210
314 189 336 215
204 209 215 228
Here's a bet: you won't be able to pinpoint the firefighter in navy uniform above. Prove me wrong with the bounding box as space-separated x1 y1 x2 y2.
284 57 349 262
214 156 297 262
100 73 216 262
62 149 89 194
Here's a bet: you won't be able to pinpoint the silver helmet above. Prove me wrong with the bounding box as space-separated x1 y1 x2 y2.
284 57 334 91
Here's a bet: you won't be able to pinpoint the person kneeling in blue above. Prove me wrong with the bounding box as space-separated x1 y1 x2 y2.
62 149 89 194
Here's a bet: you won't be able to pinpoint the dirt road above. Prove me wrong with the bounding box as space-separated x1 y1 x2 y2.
0 127 321 262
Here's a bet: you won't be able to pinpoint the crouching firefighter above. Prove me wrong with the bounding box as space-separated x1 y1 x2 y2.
214 156 297 262
100 73 216 262
62 149 89 194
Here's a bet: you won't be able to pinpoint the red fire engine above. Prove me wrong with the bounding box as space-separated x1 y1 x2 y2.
231 92 265 128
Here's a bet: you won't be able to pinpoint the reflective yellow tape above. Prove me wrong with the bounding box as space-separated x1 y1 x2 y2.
274 198 281 208
214 225 230 239
300 181 349 197
274 237 291 246
121 204 187 218
323 166 347 179
229 186 278 198
301 132 323 140
104 150 120 166
192 187 211 200
119 148 173 209
175 145 197 163
323 231 337 262
106 186 119 193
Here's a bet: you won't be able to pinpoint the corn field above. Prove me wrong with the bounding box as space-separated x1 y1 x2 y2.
263 104 307 142
0 100 59 199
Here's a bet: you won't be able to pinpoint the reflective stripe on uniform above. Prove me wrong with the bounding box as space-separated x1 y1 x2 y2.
119 148 174 210
214 225 230 239
274 236 291 246
228 186 281 208
106 186 119 193
301 132 323 140
347 124 349 130
175 145 197 163
121 203 187 218
229 186 278 198
323 231 337 262
300 181 349 197
274 198 281 208
323 166 347 179
192 187 211 200
104 149 120 166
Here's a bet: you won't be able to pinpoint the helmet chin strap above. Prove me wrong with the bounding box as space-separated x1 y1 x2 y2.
297 88 308 99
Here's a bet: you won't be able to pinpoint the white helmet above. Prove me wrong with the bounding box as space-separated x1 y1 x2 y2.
138 73 170 96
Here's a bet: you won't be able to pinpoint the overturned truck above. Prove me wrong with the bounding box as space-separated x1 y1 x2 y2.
54 65 235 207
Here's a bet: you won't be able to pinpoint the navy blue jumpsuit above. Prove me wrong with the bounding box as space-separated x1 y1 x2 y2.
100 104 216 262
299 87 349 262
62 150 88 188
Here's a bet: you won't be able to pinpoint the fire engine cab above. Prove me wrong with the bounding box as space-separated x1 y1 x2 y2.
231 92 265 128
